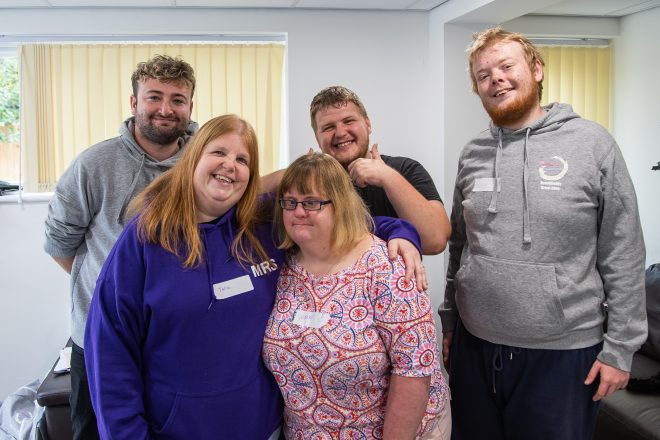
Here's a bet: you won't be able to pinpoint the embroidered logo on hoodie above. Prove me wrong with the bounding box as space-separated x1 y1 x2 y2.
539 156 568 191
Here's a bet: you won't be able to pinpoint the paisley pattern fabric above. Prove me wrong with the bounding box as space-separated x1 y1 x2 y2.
263 237 448 439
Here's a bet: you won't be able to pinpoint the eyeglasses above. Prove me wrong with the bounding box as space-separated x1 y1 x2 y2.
279 199 333 211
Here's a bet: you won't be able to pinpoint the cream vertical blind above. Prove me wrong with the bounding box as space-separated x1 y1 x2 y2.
19 43 285 192
538 45 611 131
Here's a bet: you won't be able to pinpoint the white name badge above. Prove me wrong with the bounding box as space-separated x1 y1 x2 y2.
213 275 254 300
473 177 501 192
292 310 331 329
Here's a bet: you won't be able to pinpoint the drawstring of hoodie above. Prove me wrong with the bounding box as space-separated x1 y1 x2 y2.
117 154 146 224
203 228 216 310
488 127 533 244
488 129 503 214
205 215 238 310
522 128 532 244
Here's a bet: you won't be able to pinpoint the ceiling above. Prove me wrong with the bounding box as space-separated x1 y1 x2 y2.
0 0 658 16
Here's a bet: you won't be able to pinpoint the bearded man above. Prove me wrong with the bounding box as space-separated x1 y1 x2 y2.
44 54 197 440
439 27 647 440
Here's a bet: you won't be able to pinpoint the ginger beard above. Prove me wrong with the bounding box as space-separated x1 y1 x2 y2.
483 78 542 128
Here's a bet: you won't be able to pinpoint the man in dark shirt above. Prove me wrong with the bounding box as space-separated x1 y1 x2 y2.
308 85 450 255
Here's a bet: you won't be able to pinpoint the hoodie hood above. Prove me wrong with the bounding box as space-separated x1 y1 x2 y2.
489 102 581 138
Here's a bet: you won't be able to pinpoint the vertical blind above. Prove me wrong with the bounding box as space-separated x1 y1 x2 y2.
538 45 611 131
19 43 285 192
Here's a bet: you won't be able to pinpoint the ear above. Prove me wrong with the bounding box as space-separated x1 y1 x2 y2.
365 116 372 134
130 95 137 115
532 59 544 83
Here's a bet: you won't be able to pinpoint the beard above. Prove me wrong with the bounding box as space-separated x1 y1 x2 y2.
484 81 541 128
135 113 189 145
333 139 370 169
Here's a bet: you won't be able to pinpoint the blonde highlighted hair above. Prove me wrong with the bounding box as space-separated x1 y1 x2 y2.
467 26 545 99
128 114 267 268
131 54 196 98
275 152 372 255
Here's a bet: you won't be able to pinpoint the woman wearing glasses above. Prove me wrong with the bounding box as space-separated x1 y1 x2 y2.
263 153 450 440
83 115 421 440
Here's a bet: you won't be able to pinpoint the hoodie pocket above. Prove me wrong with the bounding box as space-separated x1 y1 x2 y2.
455 254 565 342
151 380 281 439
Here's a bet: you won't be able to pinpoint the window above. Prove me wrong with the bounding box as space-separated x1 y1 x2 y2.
537 43 611 131
1 38 286 193
0 55 19 184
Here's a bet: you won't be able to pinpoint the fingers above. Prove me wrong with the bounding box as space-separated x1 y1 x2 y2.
399 248 415 281
347 161 367 188
370 143 381 160
442 332 453 370
584 362 599 386
586 360 630 401
415 263 428 292
307 147 314 154
593 381 620 401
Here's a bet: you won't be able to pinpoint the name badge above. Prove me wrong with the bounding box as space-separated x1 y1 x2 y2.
473 177 501 192
293 310 331 329
213 275 254 300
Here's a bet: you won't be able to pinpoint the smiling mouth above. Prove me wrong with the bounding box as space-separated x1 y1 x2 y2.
494 88 512 97
213 175 234 183
334 140 354 148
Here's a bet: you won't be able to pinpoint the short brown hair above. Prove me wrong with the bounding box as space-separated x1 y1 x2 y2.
310 86 368 131
131 54 196 98
275 152 372 255
467 27 544 99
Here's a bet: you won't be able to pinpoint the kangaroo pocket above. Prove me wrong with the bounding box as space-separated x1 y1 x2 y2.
151 378 282 439
455 254 566 343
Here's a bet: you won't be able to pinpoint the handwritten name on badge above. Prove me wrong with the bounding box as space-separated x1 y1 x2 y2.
292 310 331 329
213 275 254 300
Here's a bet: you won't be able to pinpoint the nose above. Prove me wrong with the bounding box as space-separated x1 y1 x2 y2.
335 122 348 138
491 70 503 84
221 157 236 170
293 203 307 216
158 100 173 115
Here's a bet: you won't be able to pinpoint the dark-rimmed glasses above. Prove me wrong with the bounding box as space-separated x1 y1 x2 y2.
279 199 333 211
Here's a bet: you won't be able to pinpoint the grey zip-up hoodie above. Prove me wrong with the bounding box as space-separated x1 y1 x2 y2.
44 117 198 347
439 103 646 371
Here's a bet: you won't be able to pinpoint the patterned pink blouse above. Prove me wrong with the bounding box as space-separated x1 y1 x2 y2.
262 237 449 439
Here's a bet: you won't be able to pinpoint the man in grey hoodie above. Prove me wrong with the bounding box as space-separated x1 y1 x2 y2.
439 27 647 439
43 54 197 440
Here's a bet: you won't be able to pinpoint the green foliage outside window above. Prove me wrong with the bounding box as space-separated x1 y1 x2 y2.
0 57 19 143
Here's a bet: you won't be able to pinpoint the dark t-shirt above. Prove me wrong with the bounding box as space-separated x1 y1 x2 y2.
356 154 442 218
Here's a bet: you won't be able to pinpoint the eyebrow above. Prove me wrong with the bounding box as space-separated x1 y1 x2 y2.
143 89 189 99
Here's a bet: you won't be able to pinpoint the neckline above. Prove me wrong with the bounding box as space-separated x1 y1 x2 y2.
292 235 376 279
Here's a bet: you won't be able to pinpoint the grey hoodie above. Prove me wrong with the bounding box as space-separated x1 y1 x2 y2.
439 103 646 371
44 117 198 347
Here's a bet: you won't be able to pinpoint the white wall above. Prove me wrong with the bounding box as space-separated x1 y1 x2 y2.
0 200 70 400
2 1 658 402
612 7 660 267
0 7 435 401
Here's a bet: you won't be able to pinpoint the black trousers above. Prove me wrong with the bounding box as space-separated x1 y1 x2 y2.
70 343 100 440
449 320 601 440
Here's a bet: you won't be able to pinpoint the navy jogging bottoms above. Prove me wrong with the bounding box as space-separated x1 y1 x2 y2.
448 320 601 440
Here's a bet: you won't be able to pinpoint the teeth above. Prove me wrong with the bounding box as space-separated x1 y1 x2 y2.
336 140 353 148
495 89 510 97
214 175 232 183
